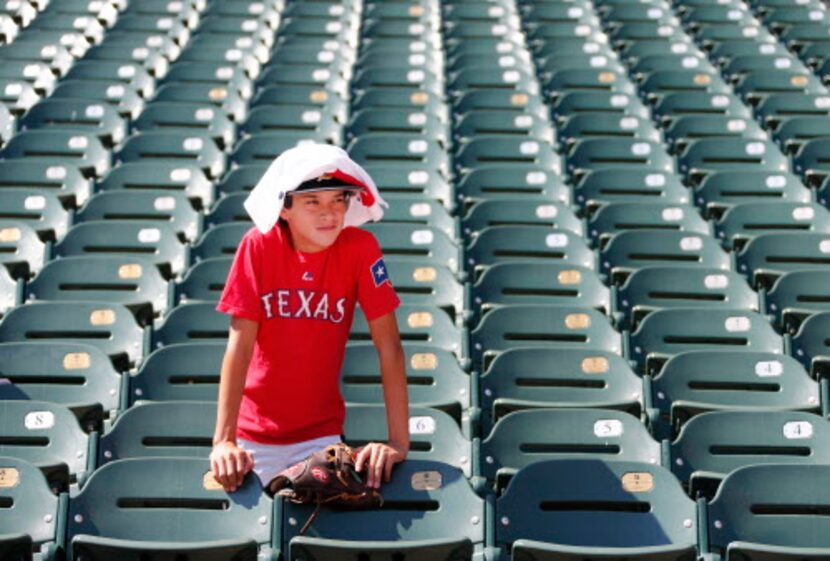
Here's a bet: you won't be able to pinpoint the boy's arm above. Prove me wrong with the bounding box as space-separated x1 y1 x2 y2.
355 311 410 488
210 315 258 491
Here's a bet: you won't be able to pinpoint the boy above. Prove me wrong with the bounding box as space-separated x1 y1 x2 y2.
210 144 409 493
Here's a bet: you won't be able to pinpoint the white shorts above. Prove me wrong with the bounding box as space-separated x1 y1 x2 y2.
238 434 342 487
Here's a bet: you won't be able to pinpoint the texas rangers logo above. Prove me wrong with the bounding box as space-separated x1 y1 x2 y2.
311 466 329 483
371 258 390 287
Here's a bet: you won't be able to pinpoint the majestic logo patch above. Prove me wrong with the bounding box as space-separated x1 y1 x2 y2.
371 258 390 287
301 271 314 281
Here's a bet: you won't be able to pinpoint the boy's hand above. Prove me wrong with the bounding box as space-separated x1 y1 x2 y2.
210 441 254 492
354 441 408 489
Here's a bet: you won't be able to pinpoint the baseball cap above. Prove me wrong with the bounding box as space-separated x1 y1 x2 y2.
292 174 364 195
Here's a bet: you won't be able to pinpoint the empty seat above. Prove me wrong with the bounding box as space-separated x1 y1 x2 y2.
496 459 697 560
364 223 461 275
0 341 121 431
736 232 830 288
0 188 70 242
26 256 170 323
0 220 47 279
19 99 127 148
0 400 92 492
764 270 830 331
133 102 236 151
470 305 622 371
116 131 225 180
98 401 215 464
383 260 464 319
348 135 450 177
461 199 581 240
671 411 830 498
377 196 456 238
361 166 453 208
129 342 223 404
558 114 660 146
663 116 766 154
588 203 710 248
617 267 758 330
0 456 61 560
0 160 92 209
601 230 730 284
454 137 560 175
151 302 229 349
0 130 110 178
715 202 830 250
54 221 188 279
630 309 783 375
706 464 830 560
566 138 674 180
455 167 569 207
678 139 788 185
151 83 247 123
242 104 341 145
650 350 819 439
694 171 810 219
98 162 214 210
480 409 660 491
67 457 276 561
350 304 465 359
175 257 231 303
575 169 691 214
49 79 144 121
0 301 146 369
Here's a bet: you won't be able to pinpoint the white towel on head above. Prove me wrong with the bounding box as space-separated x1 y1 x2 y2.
243 142 387 234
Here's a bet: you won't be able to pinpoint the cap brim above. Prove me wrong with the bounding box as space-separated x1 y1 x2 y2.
290 184 363 195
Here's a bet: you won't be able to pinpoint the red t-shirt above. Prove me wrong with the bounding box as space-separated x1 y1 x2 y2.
216 224 400 444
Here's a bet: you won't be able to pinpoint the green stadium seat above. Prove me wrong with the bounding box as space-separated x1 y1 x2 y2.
639 70 732 98
480 409 660 492
67 457 276 561
671 411 830 498
351 88 447 122
0 40 73 77
679 139 788 185
283 460 483 561
231 134 329 167
341 343 470 426
631 53 717 76
129 342 223 404
98 401 215 464
736 232 830 288
773 116 830 156
538 53 627 78
0 188 70 242
54 221 188 279
630 309 783 375
715 202 830 251
27 255 170 323
477 347 643 432
790 311 830 379
205 0 280 25
652 92 753 125
449 67 541 99
453 110 553 145
98 162 214 210
348 135 449 177
352 66 443 97
617 267 757 330
364 223 461 275
116 131 225 180
191 223 248 262
663 116 767 154
495 459 697 560
0 220 46 279
575 169 691 215
0 340 121 431
379 195 456 238
19 99 126 149
0 130 110 179
764 270 830 332
706 464 830 560
0 60 55 98
454 137 559 174
456 167 570 207
175 45 263 81
559 114 661 147
257 64 349 100
694 171 810 219
551 91 651 121
205 194 250 227
566 139 674 180
723 54 810 80
738 72 828 107
151 83 247 123
793 138 830 187
694 23 774 44
755 93 830 131
601 230 730 284
50 79 145 120
101 30 181 64
0 400 92 492
345 108 447 146
453 90 546 119
250 85 347 123
349 304 465 359
133 102 236 151
151 302 229 349
609 21 689 44
82 43 171 80
466 226 595 279
383 260 464 319
160 61 253 99
528 22 608 44
109 15 190 47
215 165 267 198
0 301 146 370
589 203 710 248
470 305 622 371
241 105 341 144
544 68 638 98
462 199 582 239
64 61 155 100
621 38 698 61
175 257 231 303
0 456 62 561
0 160 91 209
362 166 453 208
604 3 679 23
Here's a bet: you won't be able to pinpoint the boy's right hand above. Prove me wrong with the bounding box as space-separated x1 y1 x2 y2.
210 441 254 492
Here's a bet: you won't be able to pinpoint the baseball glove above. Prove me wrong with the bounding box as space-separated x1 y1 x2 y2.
268 442 383 535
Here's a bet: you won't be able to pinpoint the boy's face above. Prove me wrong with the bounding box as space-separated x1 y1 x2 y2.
280 190 350 252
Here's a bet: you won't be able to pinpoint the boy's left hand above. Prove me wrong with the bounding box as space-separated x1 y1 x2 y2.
354 441 407 489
